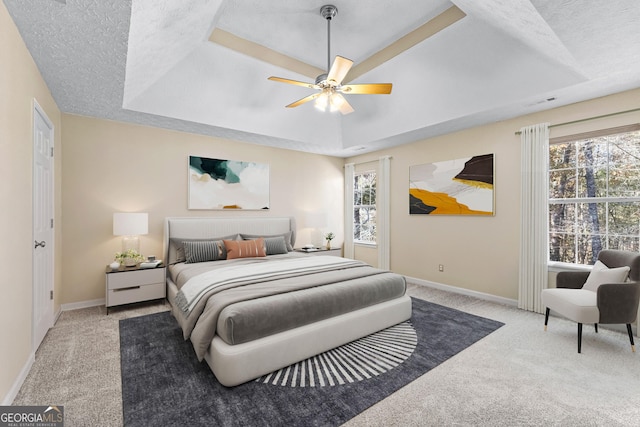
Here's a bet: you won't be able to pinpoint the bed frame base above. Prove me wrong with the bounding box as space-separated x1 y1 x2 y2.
204 295 412 387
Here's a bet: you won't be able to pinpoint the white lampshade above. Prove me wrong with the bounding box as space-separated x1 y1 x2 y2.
304 211 327 247
113 213 148 236
113 213 148 256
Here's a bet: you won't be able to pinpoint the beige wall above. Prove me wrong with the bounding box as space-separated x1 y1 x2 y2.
60 115 344 304
1 2 62 403
348 88 640 300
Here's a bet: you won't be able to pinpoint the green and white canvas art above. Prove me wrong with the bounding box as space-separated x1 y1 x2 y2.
188 156 270 210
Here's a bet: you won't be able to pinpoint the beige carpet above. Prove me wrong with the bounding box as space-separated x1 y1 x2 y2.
13 283 640 426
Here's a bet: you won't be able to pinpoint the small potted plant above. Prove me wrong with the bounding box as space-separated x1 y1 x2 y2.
115 249 145 267
324 232 335 250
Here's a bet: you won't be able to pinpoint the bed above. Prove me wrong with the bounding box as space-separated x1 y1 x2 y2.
164 216 412 386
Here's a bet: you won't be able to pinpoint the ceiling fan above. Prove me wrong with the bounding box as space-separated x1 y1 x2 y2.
268 4 392 115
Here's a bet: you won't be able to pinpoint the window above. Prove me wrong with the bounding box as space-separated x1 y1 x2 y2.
549 125 640 265
353 171 377 243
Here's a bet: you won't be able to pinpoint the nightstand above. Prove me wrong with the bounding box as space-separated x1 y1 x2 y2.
294 248 342 256
105 265 166 314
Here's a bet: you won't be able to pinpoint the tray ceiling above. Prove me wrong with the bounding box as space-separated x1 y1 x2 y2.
4 0 640 157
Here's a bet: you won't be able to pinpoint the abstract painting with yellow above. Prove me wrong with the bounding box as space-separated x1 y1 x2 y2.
409 154 494 215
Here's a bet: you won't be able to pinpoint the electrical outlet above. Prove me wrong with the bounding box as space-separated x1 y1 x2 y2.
438 264 444 272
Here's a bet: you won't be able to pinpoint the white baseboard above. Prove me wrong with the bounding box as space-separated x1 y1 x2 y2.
60 298 105 312
2 352 35 405
405 276 518 307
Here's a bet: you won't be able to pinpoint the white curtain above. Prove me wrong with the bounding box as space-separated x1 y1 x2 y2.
344 163 355 259
377 156 391 270
518 123 550 313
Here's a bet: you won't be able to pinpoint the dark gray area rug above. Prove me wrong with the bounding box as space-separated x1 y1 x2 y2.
120 297 503 427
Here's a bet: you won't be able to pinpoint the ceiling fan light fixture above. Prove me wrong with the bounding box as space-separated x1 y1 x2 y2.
268 4 392 115
313 89 345 113
314 91 330 111
329 92 345 112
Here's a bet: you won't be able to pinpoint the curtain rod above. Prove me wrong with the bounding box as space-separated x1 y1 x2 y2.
514 107 640 135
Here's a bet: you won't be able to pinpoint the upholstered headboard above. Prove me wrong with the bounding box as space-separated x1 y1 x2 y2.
163 216 297 264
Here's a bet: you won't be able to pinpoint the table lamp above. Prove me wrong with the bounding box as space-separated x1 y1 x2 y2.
113 212 148 253
304 211 327 247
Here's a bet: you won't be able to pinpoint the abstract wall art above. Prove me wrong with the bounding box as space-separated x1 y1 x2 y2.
409 154 494 215
188 156 270 210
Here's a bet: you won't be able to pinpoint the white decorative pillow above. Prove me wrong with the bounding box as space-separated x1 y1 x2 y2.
582 260 630 292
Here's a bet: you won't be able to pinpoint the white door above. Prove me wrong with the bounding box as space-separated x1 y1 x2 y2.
32 100 54 351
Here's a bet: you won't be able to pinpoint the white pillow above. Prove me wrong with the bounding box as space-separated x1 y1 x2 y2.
582 260 630 292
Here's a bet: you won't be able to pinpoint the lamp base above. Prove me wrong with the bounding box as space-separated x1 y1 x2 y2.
121 236 140 254
123 259 138 267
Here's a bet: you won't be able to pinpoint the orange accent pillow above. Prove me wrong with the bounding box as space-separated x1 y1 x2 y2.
224 238 266 259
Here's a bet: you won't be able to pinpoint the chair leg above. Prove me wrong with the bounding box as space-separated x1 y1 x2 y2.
544 308 550 331
594 323 598 333
627 324 635 353
578 323 583 353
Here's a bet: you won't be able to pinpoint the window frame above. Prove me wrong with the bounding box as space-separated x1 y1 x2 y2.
548 124 640 266
353 170 377 245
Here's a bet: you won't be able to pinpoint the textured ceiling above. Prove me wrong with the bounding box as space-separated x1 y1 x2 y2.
4 0 640 157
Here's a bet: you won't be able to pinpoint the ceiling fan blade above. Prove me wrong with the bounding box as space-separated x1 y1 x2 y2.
327 56 353 85
285 93 321 108
268 76 319 90
340 83 392 95
327 93 354 115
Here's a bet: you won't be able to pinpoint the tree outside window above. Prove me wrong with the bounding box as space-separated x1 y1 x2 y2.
549 128 640 265
354 171 376 243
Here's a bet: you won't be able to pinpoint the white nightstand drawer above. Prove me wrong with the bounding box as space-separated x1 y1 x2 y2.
107 282 165 307
107 268 165 290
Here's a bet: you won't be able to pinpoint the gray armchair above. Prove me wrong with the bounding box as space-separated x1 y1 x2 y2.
541 250 640 353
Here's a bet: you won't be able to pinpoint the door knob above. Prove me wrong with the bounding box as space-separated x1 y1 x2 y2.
34 240 46 249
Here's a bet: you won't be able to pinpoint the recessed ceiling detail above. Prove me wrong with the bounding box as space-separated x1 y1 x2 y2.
3 0 640 157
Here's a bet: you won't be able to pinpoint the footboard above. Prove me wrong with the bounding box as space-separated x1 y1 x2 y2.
205 295 412 386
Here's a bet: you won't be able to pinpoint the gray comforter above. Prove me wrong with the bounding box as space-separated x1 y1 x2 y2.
171 255 407 360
